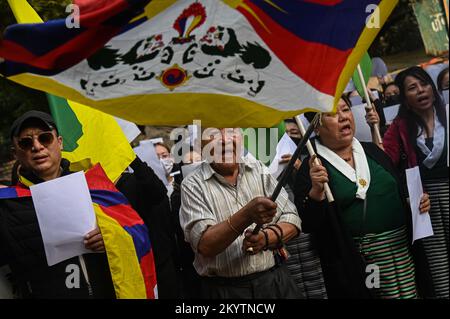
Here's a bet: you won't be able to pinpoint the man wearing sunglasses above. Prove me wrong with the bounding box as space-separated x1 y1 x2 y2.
11 111 64 182
0 111 115 298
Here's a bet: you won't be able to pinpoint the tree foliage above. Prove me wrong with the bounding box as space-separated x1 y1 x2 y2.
0 0 70 30
369 0 424 56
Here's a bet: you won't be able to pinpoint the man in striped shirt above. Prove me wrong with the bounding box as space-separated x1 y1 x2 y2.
180 128 302 298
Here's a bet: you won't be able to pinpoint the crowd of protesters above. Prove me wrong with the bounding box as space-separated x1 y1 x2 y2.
0 61 448 299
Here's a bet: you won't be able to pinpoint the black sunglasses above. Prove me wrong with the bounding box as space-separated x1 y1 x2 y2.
17 131 55 151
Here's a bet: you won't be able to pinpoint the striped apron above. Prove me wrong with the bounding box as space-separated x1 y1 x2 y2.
422 178 449 299
354 226 417 299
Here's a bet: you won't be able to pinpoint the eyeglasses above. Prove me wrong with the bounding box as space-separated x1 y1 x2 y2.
16 131 55 151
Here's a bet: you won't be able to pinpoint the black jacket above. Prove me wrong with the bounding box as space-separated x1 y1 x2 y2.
0 159 115 299
294 141 434 298
116 157 181 298
170 177 202 299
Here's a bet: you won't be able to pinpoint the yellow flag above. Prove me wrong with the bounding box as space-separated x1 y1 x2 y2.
8 0 135 181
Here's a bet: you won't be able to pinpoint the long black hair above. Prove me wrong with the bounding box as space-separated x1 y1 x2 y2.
437 67 449 91
395 66 446 144
304 94 352 123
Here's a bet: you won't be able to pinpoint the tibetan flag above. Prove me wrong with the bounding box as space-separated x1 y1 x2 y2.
0 0 151 70
0 165 158 299
1 0 398 127
0 185 31 199
5 0 136 183
85 164 157 299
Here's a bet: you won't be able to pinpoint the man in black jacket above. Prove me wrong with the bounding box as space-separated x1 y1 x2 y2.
116 157 181 298
0 111 115 298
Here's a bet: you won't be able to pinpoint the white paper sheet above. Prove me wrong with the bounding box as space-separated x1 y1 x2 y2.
405 166 434 244
351 103 373 142
133 140 169 185
268 133 298 178
383 104 400 125
350 96 363 106
114 117 141 143
149 137 163 144
30 172 97 266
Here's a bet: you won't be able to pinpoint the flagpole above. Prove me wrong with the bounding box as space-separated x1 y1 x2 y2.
294 115 334 203
357 64 383 145
252 113 321 234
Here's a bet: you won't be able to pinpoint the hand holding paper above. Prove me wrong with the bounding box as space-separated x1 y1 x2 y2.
84 228 105 252
30 171 97 266
419 193 430 214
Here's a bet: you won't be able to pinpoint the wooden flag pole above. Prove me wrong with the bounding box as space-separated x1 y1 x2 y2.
357 64 383 145
294 115 334 203
252 113 321 235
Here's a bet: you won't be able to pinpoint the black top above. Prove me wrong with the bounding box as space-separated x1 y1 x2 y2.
0 159 115 299
116 157 181 299
416 134 448 181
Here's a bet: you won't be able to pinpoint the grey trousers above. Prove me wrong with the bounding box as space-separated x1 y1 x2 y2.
200 264 304 299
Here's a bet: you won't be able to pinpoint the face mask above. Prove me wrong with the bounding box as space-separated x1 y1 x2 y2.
385 94 400 106
160 158 174 174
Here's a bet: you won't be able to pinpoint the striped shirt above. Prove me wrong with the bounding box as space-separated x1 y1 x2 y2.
180 156 301 277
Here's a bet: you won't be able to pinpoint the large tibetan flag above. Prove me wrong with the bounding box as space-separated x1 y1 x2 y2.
5 0 137 183
0 164 158 299
0 0 398 127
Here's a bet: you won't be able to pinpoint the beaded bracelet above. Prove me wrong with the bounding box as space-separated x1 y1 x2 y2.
269 224 284 247
264 225 282 249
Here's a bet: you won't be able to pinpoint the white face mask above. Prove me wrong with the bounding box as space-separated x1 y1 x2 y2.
160 157 174 174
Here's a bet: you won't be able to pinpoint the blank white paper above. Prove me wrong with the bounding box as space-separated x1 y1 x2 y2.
352 104 373 143
30 172 97 266
405 166 434 244
268 133 298 178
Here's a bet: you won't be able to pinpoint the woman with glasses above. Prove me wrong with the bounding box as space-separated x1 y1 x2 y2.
293 97 431 299
383 66 449 298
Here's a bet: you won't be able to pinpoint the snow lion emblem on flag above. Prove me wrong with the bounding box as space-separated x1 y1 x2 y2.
79 2 272 97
